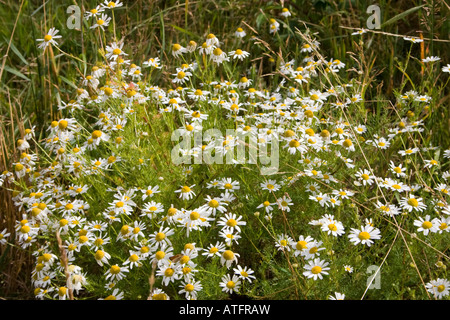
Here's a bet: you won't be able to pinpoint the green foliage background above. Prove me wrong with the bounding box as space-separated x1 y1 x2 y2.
0 0 449 299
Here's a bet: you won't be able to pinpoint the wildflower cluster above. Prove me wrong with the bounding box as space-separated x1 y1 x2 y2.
1 4 449 300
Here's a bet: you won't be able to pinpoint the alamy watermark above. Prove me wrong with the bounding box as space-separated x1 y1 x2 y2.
366 5 381 30
66 5 81 30
366 265 381 289
171 128 279 175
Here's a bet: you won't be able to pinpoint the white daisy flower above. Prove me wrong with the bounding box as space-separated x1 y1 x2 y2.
37 28 62 50
303 258 330 280
413 215 438 235
348 225 382 246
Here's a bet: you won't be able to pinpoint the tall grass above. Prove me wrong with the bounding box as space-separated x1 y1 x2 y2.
0 0 449 299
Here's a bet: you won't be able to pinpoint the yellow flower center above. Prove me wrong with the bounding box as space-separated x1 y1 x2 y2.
343 139 353 147
358 231 371 241
209 199 219 208
289 139 300 148
223 250 235 260
304 110 314 118
164 268 174 277
190 211 200 220
167 207 177 216
283 130 294 138
172 43 185 54
422 221 432 229
95 250 105 260
407 198 419 207
180 255 190 264
309 247 318 254
213 48 223 56
110 265 121 274
311 266 322 274
59 287 67 296
42 253 53 262
155 251 165 260
227 219 237 227
221 183 232 189
185 284 195 292
115 201 124 208
155 232 166 242
127 89 136 98
31 208 42 217
209 247 218 254
152 293 167 300
14 163 24 172
92 130 102 139
58 120 68 130
120 225 129 235
181 267 192 274
129 254 139 262
296 240 307 250
104 87 113 96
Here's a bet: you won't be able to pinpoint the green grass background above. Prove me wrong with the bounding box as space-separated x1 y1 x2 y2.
0 0 449 299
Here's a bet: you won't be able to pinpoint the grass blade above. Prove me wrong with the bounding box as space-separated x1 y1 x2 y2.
381 5 425 28
3 65 30 81
5 38 29 65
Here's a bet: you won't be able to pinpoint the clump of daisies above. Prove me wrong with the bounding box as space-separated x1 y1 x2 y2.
1 2 449 301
